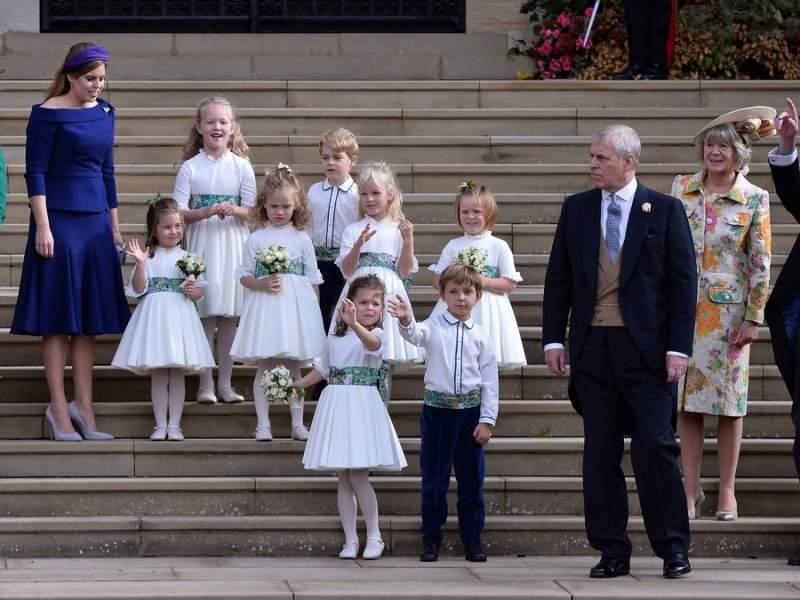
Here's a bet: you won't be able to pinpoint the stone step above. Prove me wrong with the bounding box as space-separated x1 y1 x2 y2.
0 475 796 518
0 437 794 478
0 107 764 138
0 513 795 558
0 398 791 441
4 161 780 197
3 77 799 109
0 133 785 166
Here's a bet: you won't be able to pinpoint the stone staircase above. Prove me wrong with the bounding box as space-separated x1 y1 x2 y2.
2 37 800 559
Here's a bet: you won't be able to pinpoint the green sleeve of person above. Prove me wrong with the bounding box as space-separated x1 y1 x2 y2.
0 145 6 228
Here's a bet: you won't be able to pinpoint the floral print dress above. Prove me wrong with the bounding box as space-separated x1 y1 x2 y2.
672 171 771 416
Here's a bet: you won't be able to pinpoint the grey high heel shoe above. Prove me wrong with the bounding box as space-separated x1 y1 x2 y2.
68 402 113 440
45 406 82 442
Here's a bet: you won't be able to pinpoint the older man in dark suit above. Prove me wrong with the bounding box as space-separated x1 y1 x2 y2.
543 124 696 579
766 98 800 567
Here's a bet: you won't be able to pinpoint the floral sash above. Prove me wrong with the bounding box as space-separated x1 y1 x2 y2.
423 388 481 410
329 363 390 403
146 277 185 294
188 194 241 210
315 246 340 262
255 258 304 278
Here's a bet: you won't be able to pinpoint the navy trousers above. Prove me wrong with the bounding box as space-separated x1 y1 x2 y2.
419 404 485 546
318 259 346 332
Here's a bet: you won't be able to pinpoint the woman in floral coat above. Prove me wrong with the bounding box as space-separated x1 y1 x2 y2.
673 107 774 523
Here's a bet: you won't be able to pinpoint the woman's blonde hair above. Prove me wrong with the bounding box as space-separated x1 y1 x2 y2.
45 42 107 101
355 161 405 222
181 96 250 161
145 197 186 257
250 164 310 230
696 123 753 176
333 275 386 337
454 179 498 230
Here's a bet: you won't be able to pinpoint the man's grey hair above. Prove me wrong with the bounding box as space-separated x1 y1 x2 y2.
592 124 641 168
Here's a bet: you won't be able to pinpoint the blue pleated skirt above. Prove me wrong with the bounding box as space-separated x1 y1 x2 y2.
11 210 130 336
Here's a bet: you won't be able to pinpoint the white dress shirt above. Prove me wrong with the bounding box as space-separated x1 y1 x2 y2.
400 311 499 425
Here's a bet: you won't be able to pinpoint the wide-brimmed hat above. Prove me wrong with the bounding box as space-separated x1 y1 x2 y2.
693 106 777 145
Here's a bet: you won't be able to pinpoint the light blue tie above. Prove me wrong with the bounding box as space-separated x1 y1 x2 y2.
606 193 621 264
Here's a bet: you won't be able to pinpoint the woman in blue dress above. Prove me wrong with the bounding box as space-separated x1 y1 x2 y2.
11 42 130 441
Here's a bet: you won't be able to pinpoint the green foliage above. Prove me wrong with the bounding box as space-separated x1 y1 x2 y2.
513 0 800 79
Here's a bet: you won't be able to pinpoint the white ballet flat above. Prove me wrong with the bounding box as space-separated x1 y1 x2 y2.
150 426 167 441
338 541 359 559
167 426 184 441
218 386 245 404
196 387 217 404
362 538 385 560
291 425 310 441
255 426 273 442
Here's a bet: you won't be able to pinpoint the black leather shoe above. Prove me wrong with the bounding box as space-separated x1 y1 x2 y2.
589 556 630 578
420 542 440 562
464 541 487 562
788 551 800 566
663 553 692 578
642 64 668 80
612 63 645 80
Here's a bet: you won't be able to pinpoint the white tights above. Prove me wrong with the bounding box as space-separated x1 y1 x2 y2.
337 469 381 544
253 358 305 430
199 316 237 390
151 368 185 428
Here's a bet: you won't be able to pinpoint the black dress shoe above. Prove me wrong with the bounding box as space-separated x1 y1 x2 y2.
642 64 668 80
788 551 800 566
464 541 487 562
420 542 440 562
663 553 692 578
612 63 645 80
589 556 630 578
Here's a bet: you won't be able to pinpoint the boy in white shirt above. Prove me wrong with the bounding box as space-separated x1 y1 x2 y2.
307 128 360 331
388 263 499 563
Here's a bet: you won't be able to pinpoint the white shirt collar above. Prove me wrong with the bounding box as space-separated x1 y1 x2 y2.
441 310 475 329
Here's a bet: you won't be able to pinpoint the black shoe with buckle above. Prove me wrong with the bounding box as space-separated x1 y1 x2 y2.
612 63 645 80
464 541 487 562
662 553 691 578
420 542 440 562
589 556 631 578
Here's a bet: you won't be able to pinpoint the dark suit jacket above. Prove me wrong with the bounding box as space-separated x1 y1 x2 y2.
766 159 800 399
542 179 697 412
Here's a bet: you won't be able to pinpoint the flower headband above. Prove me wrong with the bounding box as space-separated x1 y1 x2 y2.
147 193 165 206
65 45 110 72
457 180 474 195
276 162 293 174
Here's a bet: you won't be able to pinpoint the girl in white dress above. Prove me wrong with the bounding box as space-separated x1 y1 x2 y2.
229 164 325 441
297 275 407 560
173 96 257 405
334 162 420 363
428 180 526 369
112 198 215 441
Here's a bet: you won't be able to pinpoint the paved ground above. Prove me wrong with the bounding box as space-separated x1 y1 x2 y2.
1 556 800 599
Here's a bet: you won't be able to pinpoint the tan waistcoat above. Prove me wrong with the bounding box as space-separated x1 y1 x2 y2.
591 236 625 327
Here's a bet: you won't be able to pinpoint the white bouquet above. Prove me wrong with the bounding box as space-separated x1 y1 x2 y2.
255 244 291 275
175 253 206 282
261 365 303 404
453 246 488 273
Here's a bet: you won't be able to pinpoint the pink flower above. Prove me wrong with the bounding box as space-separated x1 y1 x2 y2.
552 29 560 38
544 28 553 38
561 55 572 71
538 39 553 56
550 59 562 73
542 71 553 80
557 13 572 27
585 6 594 17
576 35 592 49
536 60 545 69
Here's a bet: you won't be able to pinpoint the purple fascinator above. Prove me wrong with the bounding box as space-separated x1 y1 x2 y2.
65 45 110 72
